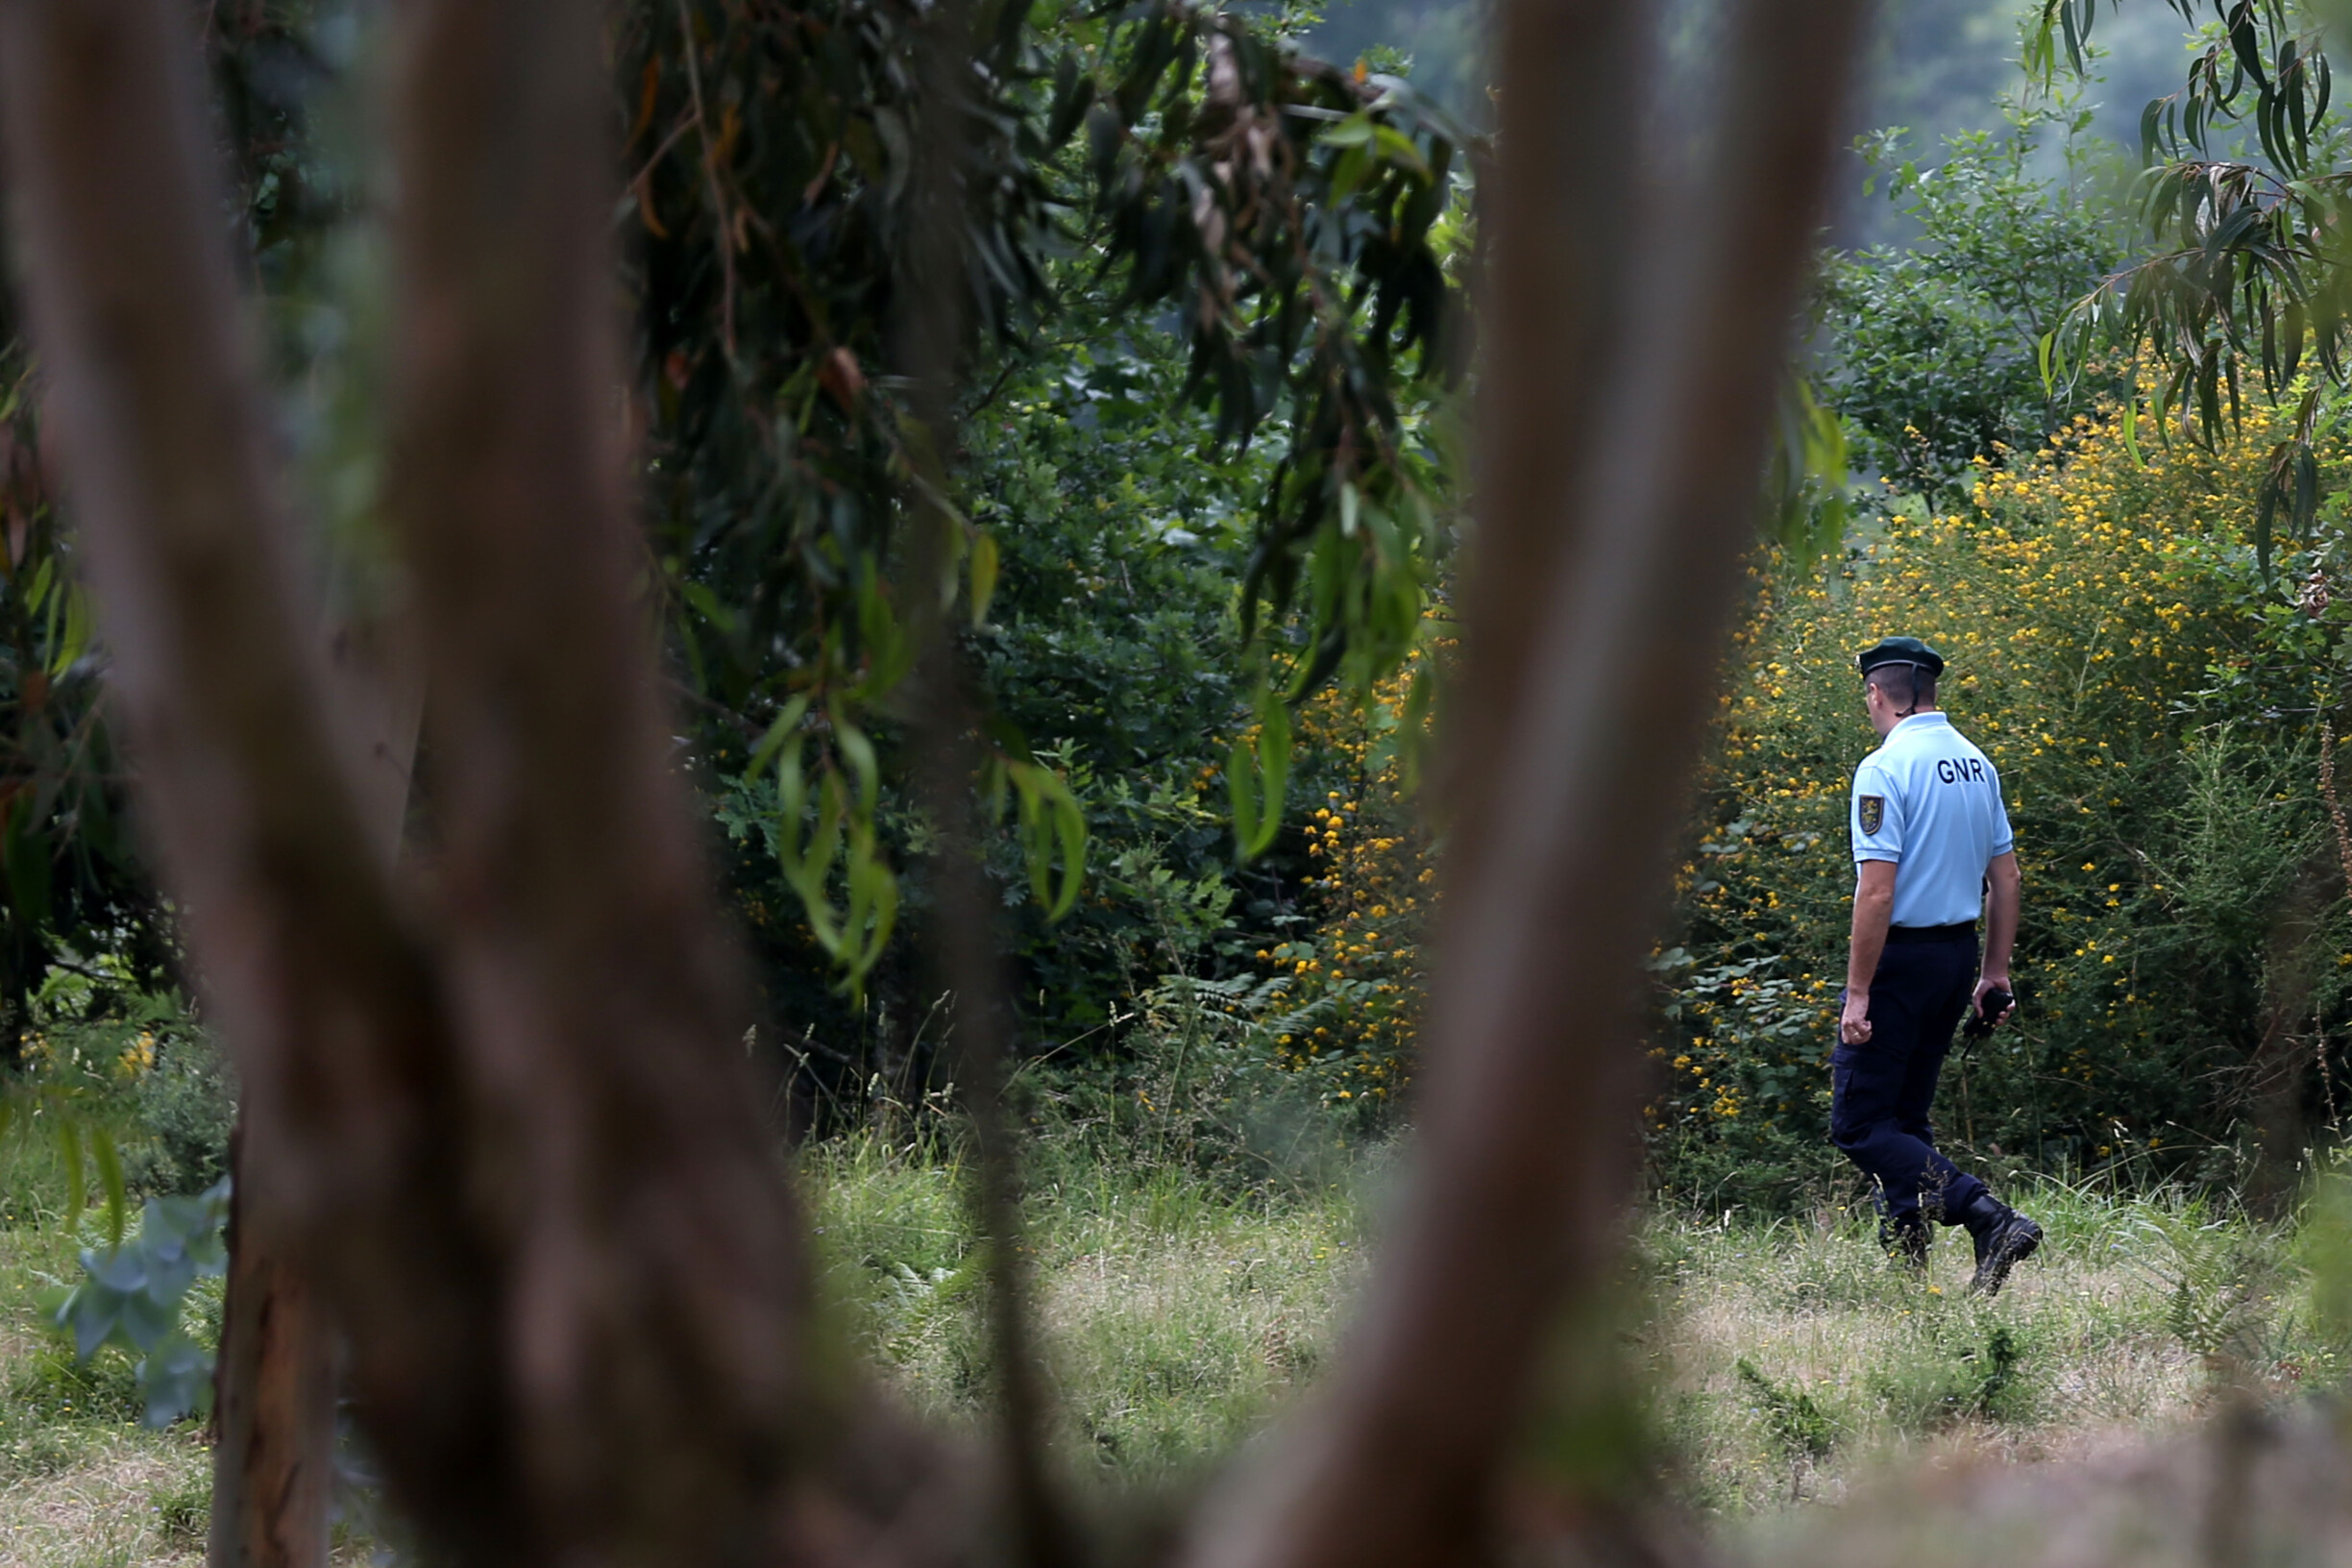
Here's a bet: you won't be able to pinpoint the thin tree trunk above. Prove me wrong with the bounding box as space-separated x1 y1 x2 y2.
893 0 1067 1556
1182 4 1870 1564
209 623 422 1568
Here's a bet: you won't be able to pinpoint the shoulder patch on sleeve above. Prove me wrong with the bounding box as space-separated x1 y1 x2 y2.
1858 795 1884 835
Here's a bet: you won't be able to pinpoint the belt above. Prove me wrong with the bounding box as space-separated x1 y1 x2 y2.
1885 921 1975 945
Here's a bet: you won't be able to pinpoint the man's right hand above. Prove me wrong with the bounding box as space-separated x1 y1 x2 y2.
1839 989 1873 1045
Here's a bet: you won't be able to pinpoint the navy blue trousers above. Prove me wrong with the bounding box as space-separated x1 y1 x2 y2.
1829 932 1989 1225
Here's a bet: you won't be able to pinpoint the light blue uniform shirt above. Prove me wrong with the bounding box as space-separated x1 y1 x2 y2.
1850 711 2015 929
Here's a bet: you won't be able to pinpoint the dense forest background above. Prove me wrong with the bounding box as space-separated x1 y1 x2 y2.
4 0 2349 1224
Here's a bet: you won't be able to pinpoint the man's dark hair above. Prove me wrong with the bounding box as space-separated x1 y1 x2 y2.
1865 661 1936 713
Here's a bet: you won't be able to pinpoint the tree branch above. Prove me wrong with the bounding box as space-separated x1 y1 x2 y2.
376 0 856 1557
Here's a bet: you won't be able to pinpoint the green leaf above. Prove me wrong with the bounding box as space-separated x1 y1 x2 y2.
1227 732 1261 860
47 585 86 677
839 845 899 992
748 695 813 778
1047 781 1086 919
59 1278 120 1360
1244 682 1290 860
1371 124 1432 180
57 1116 83 1226
832 712 880 811
138 1332 214 1428
1328 144 1373 208
1398 659 1437 795
680 579 737 636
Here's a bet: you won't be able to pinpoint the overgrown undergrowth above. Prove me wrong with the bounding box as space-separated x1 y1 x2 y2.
1644 1179 2336 1516
805 1128 2345 1517
3 1098 2347 1563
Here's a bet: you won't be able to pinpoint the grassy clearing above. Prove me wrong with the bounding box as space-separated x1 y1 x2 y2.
804 1129 1375 1480
0 1114 2340 1563
0 1201 208 1568
806 1134 2335 1518
1640 1178 2332 1518
815 1149 2352 1528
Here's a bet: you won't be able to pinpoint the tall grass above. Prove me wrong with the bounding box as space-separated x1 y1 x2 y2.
4 1048 2350 1562
1643 1176 2337 1514
805 1125 2349 1514
800 1121 1375 1481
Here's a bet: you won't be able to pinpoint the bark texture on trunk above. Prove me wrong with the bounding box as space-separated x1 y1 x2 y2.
208 1142 340 1568
374 0 824 1555
209 620 422 1568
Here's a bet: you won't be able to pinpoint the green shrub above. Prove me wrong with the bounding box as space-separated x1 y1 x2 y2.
1023 971 1393 1202
124 1028 235 1196
1820 110 2129 510
3 1339 142 1432
1657 395 2352 1205
3 984 230 1230
1869 1312 2039 1433
0 1105 70 1229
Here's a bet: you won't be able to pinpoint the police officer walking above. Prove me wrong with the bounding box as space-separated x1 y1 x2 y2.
1835 636 2042 1294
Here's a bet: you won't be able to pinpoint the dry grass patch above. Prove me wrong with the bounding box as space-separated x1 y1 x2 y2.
0 1425 206 1568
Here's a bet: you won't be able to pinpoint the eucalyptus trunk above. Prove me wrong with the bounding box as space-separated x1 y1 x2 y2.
209 620 422 1568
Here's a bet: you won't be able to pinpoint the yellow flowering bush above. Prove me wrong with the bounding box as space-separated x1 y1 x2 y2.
1243 637 1442 1107
1657 397 2352 1205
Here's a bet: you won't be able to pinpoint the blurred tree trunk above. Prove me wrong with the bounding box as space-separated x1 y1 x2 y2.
1179 4 1869 1563
0 0 876 1561
0 0 1872 1566
209 623 422 1568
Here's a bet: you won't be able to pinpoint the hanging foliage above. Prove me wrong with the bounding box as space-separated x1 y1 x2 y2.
621 0 1476 967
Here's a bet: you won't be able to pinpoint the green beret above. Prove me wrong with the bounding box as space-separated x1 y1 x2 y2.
1855 635 1946 678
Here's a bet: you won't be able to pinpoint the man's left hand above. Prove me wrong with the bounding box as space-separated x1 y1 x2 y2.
1972 975 2016 1030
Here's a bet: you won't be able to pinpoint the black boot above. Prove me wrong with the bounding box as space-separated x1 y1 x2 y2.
1957 1192 2042 1296
1880 1212 1929 1271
